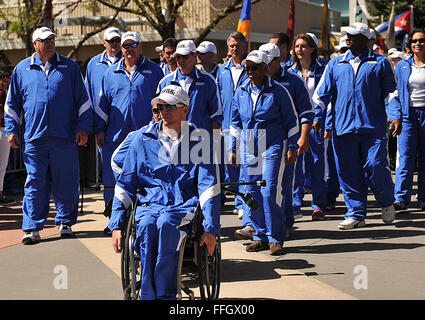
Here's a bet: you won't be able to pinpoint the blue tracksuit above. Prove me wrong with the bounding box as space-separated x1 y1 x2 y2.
94 56 163 204
313 48 402 221
231 76 299 243
289 59 328 213
272 66 314 228
216 59 249 213
109 121 221 300
4 52 92 231
394 56 425 205
85 51 122 107
157 67 222 133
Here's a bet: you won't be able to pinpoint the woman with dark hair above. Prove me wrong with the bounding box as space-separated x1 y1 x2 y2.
394 28 425 211
289 33 329 221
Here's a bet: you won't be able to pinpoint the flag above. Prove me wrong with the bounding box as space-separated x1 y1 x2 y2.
237 0 251 38
376 10 412 37
320 0 329 51
287 0 295 42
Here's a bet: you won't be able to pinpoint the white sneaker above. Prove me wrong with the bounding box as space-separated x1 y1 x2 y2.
234 225 256 240
382 205 396 224
238 209 244 219
59 224 74 238
22 230 41 245
338 218 366 230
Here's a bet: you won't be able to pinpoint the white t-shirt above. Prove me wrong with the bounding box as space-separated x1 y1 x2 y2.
408 63 425 108
231 64 244 90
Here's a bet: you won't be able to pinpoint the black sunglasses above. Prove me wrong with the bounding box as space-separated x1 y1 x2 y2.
152 108 160 114
37 38 55 44
122 42 139 49
245 65 259 72
106 38 121 44
411 38 425 44
157 103 185 111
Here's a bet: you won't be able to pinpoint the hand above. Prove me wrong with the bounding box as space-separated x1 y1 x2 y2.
297 135 309 156
8 133 20 149
230 152 239 167
389 119 402 137
76 130 88 146
112 229 122 253
96 132 105 148
324 130 332 139
312 121 321 133
286 150 297 164
200 232 217 256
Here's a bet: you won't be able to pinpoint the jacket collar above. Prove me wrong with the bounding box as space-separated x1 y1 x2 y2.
341 48 374 62
240 74 273 92
30 52 61 66
100 50 123 65
172 66 200 81
114 55 146 73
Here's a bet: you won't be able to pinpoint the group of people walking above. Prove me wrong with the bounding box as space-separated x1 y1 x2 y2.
2 21 424 300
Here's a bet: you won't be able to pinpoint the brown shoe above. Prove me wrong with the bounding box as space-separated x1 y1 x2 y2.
246 240 269 252
269 242 285 255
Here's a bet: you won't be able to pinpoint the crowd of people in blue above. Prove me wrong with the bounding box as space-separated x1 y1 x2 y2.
1 21 424 300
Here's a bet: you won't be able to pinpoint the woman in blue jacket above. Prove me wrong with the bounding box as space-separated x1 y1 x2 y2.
289 33 328 221
394 28 425 211
230 50 299 255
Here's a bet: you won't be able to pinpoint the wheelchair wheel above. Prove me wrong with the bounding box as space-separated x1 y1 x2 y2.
121 208 142 300
197 234 221 300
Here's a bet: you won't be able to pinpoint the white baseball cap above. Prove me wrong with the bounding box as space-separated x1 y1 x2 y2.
388 50 404 59
342 22 371 39
388 48 398 55
121 31 141 45
196 41 217 54
173 40 196 57
306 33 319 47
241 50 270 66
369 28 376 40
334 35 348 51
155 45 163 53
259 43 280 64
151 85 190 107
104 27 121 41
32 27 57 42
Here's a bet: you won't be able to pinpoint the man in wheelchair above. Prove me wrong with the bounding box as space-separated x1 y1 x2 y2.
109 85 221 300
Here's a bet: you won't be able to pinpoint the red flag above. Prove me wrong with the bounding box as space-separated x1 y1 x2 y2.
287 0 295 42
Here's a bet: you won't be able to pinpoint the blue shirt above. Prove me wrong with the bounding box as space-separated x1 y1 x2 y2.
5 52 92 142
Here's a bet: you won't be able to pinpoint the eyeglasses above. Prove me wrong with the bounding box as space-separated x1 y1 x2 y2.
157 103 186 111
37 38 55 44
411 38 425 44
245 65 259 72
106 38 121 44
122 42 139 49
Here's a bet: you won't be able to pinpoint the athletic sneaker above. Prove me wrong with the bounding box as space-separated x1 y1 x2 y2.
235 225 256 240
312 209 326 221
0 196 16 206
393 201 408 211
338 218 366 230
382 205 396 224
59 224 74 238
22 230 41 245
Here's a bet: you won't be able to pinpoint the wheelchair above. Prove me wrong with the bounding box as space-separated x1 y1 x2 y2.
108 180 265 300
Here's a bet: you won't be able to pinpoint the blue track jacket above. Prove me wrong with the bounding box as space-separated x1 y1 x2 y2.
230 76 299 153
85 51 122 107
5 52 92 142
313 48 401 136
94 56 163 143
395 55 417 119
157 67 222 132
109 121 221 236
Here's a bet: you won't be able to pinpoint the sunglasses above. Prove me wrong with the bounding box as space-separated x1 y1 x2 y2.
245 65 259 72
157 103 186 111
411 38 425 44
37 38 55 44
152 108 160 115
122 42 139 49
106 38 121 44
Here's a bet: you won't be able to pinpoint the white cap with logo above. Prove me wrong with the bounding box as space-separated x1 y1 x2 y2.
173 40 197 57
151 84 190 107
155 45 163 53
342 22 371 39
121 31 141 45
259 43 280 64
104 27 121 41
32 27 57 42
196 41 217 54
241 50 270 66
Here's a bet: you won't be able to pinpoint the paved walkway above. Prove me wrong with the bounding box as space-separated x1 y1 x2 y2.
1 174 424 300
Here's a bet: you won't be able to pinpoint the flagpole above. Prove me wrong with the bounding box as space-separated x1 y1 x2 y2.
410 4 414 31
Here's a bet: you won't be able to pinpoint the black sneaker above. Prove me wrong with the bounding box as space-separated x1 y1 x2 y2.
394 201 408 211
0 196 16 206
